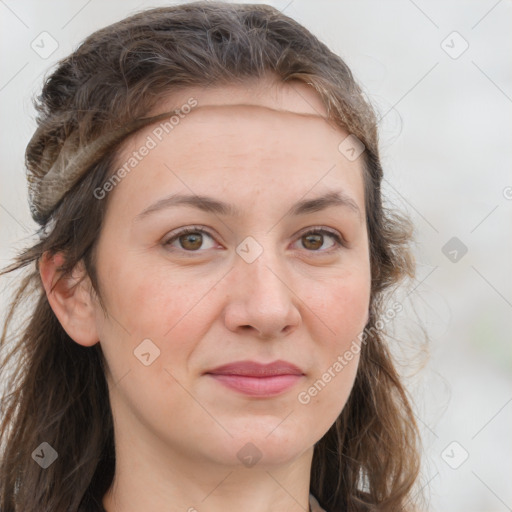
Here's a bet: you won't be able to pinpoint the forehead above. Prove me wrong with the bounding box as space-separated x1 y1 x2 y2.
126 103 347 160
119 78 353 173
109 80 365 219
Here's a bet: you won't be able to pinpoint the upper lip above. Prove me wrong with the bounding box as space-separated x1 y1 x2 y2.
206 360 304 377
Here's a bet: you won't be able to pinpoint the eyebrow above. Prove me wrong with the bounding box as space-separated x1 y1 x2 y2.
134 190 362 222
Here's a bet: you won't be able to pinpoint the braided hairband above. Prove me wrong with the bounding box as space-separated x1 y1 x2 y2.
28 109 186 225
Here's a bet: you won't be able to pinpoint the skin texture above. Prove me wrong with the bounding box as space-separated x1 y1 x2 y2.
40 79 371 512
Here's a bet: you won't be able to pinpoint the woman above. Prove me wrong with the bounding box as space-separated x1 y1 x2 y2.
0 2 422 511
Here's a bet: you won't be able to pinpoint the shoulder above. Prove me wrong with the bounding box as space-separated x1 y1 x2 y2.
310 493 328 512
309 492 380 512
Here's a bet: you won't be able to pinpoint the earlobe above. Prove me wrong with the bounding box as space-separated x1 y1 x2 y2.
39 251 99 347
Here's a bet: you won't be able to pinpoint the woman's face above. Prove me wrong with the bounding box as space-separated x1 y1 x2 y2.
91 79 371 469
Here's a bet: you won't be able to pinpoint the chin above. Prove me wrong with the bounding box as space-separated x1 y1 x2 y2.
210 417 317 468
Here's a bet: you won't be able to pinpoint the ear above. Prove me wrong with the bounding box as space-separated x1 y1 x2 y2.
39 251 99 347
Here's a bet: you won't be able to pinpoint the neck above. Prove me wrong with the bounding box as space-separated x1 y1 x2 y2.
102 435 314 512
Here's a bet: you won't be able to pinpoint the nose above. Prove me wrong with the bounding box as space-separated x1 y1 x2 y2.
223 255 302 339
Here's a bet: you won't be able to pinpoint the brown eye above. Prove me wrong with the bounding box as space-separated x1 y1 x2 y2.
178 232 203 250
294 229 344 252
302 233 323 250
164 227 216 252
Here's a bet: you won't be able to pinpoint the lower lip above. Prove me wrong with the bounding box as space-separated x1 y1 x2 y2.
207 374 303 397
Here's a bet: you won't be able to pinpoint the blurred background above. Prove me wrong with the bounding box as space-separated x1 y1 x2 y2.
1 1 511 510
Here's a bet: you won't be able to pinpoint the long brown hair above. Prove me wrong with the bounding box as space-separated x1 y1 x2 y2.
0 3 422 511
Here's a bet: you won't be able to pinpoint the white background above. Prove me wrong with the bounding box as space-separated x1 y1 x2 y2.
1 1 511 511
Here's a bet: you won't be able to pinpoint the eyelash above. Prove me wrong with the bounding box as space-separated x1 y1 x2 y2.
162 225 347 255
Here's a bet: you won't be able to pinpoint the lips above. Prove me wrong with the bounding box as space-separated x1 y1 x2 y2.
205 360 305 397
207 360 304 377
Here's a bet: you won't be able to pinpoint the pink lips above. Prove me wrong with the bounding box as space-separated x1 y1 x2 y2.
205 360 305 397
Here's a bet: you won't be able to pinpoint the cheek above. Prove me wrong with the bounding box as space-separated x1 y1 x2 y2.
97 252 212 337
327 283 368 327
328 278 369 381
294 269 369 417
95 263 217 416
303 266 370 343
95 257 224 383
